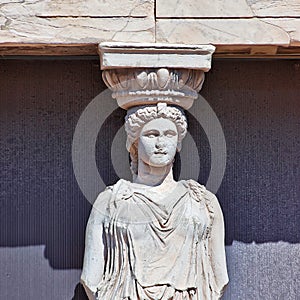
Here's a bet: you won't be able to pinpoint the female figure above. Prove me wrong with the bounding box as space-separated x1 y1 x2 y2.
81 103 228 300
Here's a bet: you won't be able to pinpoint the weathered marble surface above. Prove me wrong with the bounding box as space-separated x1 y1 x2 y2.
248 0 300 17
99 42 215 71
0 16 155 43
156 0 253 17
263 18 300 46
0 0 154 17
0 0 154 43
156 19 290 46
156 0 300 17
1 0 300 54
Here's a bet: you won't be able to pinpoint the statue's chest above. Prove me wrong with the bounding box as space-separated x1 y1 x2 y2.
123 194 209 243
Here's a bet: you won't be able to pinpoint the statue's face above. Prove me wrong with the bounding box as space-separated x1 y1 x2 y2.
138 118 178 167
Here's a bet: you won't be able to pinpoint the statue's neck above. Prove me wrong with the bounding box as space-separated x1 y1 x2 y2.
134 160 175 187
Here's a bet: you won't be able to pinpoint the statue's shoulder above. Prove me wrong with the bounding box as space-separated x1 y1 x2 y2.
184 179 206 191
92 179 133 211
183 179 218 203
183 179 207 201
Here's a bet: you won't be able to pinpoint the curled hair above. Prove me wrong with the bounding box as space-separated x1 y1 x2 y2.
125 103 187 177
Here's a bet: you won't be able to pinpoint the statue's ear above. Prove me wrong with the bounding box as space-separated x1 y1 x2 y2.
176 142 182 152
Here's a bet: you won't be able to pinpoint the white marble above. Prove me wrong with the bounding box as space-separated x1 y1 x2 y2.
102 68 205 109
82 45 227 299
156 0 300 18
99 42 215 71
81 104 228 299
156 19 290 46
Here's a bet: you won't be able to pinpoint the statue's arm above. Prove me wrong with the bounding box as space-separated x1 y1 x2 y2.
80 190 111 300
207 191 229 298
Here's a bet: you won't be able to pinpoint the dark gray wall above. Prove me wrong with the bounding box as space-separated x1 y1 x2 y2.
0 59 299 299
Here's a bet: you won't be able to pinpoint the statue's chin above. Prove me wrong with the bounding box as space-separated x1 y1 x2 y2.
147 156 174 168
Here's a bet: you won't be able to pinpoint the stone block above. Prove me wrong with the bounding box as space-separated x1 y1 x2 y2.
156 0 300 18
264 18 300 46
156 18 290 46
99 42 215 71
0 0 154 17
156 0 253 18
0 16 155 43
250 0 300 17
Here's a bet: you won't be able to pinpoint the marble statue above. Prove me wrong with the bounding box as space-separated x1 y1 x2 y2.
81 102 228 299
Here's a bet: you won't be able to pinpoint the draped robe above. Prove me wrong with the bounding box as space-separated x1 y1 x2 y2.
81 179 228 300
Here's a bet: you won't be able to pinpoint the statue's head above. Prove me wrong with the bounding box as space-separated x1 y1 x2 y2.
125 103 187 176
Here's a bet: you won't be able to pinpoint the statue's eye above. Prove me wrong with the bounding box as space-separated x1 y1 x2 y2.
143 130 159 138
165 130 177 138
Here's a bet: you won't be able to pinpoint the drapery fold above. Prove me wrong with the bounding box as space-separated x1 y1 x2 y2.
81 179 228 300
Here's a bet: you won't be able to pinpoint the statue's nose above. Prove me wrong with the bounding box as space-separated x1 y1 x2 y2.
155 136 166 148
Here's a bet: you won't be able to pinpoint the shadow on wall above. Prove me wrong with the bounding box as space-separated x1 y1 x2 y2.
0 60 299 299
72 283 87 300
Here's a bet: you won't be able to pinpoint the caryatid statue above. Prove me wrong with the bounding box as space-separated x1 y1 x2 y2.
81 43 228 300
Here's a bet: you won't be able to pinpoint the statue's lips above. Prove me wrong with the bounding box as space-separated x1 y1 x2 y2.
154 151 167 155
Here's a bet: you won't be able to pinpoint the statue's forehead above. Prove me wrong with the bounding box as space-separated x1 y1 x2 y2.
141 118 177 132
